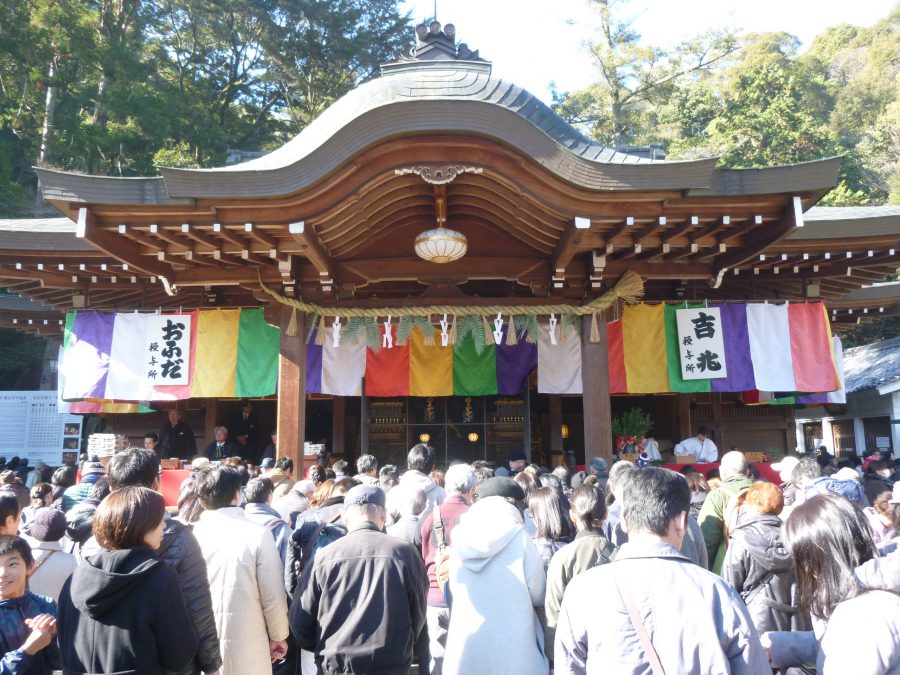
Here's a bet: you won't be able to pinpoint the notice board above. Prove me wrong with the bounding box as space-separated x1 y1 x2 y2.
0 391 82 465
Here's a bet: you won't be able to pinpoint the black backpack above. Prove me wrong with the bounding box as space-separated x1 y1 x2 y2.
285 511 346 596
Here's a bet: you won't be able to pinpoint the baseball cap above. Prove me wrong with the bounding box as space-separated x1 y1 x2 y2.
344 484 386 508
772 456 800 476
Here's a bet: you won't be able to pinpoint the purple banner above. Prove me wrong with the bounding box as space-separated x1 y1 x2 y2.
68 311 116 399
305 331 322 395
496 326 537 395
711 303 756 393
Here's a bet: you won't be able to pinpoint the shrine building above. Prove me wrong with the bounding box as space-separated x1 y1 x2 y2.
2 23 899 472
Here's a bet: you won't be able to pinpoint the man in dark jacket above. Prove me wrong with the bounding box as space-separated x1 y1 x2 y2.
203 426 239 462
229 401 260 463
84 448 222 675
290 484 428 675
158 409 198 460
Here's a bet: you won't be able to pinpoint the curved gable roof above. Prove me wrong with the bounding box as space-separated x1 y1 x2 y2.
158 61 717 199
36 60 840 206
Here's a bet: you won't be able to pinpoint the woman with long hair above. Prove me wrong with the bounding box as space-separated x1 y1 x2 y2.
764 493 900 673
57 486 197 674
544 484 616 660
528 486 574 571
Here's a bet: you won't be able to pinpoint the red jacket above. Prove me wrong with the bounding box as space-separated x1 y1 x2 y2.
419 494 470 607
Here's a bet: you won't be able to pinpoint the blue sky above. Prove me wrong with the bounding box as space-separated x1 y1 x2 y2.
400 0 897 103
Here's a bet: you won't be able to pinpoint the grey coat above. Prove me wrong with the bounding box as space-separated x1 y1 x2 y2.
555 541 769 675
244 502 290 566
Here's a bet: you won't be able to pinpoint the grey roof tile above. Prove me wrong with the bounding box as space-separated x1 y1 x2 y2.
843 337 900 394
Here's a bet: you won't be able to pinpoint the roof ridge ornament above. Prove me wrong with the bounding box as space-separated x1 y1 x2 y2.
388 20 488 66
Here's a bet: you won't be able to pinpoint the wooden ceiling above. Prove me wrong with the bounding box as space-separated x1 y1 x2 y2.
3 135 897 335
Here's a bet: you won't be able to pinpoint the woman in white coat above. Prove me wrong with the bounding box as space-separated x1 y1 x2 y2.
191 465 289 675
443 477 548 675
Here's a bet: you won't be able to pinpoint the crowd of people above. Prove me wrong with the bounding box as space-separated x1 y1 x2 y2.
1 440 899 674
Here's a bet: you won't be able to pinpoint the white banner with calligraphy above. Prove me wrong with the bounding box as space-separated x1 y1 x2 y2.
144 315 191 386
675 307 727 380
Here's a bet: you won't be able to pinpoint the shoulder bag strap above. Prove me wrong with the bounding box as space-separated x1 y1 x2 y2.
611 565 666 675
432 504 446 547
300 510 343 567
30 550 56 575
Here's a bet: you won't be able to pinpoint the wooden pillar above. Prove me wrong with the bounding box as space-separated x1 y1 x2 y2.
277 308 306 473
332 396 346 457
582 314 612 466
549 395 563 456
676 395 692 443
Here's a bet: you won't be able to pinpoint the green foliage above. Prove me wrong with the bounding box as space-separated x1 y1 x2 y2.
554 4 899 205
840 316 900 348
0 329 47 389
612 407 653 438
514 314 539 343
0 0 411 207
456 315 488 355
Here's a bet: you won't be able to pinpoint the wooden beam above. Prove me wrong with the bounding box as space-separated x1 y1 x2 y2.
288 221 335 278
76 208 172 278
172 267 283 287
602 260 711 279
337 256 549 285
277 307 306 472
552 218 591 275
582 314 612 466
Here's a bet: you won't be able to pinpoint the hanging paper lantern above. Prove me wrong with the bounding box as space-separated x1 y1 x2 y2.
414 227 468 263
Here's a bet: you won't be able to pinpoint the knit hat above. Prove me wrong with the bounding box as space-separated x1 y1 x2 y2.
81 461 106 477
260 458 275 470
475 477 525 501
30 508 66 542
507 449 527 463
805 475 865 504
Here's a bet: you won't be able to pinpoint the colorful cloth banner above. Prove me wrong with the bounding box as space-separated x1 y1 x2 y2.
750 338 847 406
608 302 839 396
311 322 551 397
61 309 278 402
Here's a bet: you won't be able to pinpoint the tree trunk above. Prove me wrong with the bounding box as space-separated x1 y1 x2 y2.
38 59 57 165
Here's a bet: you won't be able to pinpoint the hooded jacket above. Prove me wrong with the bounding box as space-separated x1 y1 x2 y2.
721 513 798 633
0 592 60 675
57 547 197 675
78 513 222 675
443 497 548 675
386 470 446 523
